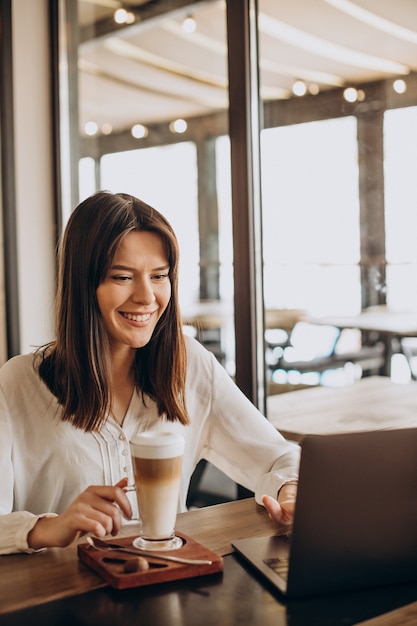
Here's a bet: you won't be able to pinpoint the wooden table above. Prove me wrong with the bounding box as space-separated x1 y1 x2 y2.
0 498 276 615
267 375 417 443
309 311 417 376
1 498 417 625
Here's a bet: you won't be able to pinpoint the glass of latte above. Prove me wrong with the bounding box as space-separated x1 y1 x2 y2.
129 431 185 551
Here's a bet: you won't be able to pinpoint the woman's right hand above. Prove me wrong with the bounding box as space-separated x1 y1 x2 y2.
262 481 297 526
27 479 133 550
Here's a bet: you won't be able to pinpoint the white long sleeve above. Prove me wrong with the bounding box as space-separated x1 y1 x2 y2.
0 336 300 554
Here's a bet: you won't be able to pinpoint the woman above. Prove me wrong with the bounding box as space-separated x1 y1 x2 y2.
0 191 299 554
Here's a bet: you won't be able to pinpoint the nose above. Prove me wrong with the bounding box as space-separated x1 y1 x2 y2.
131 277 155 305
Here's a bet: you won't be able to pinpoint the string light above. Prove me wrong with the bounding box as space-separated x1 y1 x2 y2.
292 80 307 96
182 15 196 33
114 8 135 25
101 123 113 135
84 121 98 136
308 83 320 95
393 79 407 94
169 119 187 134
343 87 358 103
131 124 148 139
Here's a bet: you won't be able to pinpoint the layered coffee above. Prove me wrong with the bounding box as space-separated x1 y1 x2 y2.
130 431 185 550
132 455 182 539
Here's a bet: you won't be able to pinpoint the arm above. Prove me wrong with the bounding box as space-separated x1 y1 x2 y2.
184 338 300 522
210 354 300 498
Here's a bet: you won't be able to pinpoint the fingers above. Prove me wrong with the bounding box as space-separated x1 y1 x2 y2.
83 484 133 533
261 494 294 525
54 494 116 542
115 477 129 489
60 484 132 542
277 483 297 524
262 494 282 520
96 483 133 516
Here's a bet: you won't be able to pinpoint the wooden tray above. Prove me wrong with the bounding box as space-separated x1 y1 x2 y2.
77 532 223 589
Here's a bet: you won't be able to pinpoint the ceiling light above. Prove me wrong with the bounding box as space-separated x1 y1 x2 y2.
182 15 196 34
393 79 407 94
292 80 307 96
114 8 135 25
84 121 98 136
131 124 148 139
169 119 187 134
343 87 358 103
101 122 113 135
101 123 113 135
114 8 127 23
308 83 320 95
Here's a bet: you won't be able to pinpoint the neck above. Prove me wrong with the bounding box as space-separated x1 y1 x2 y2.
109 346 136 425
110 345 136 377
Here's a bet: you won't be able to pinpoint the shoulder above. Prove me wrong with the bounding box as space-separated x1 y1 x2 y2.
0 352 42 391
183 334 217 382
0 351 57 418
0 352 37 376
183 334 233 391
184 333 215 364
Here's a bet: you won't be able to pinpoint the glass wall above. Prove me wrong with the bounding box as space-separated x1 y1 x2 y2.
56 1 417 402
100 143 200 310
259 0 417 390
261 116 361 316
59 0 239 503
384 106 417 312
73 0 235 376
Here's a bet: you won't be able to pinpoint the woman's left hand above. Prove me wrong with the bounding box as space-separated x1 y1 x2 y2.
262 482 297 525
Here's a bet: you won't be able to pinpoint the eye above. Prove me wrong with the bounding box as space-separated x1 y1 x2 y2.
111 274 132 282
152 273 169 281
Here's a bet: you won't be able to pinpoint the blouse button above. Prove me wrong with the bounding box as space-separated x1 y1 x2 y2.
122 449 128 456
119 434 126 440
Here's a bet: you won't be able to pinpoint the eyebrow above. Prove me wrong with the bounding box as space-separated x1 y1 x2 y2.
110 264 170 272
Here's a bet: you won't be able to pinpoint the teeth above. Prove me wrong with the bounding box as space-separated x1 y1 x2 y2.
123 312 151 322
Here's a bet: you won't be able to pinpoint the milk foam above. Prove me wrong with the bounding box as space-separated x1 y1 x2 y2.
130 431 184 459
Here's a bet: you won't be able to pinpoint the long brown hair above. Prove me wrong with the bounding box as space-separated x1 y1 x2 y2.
38 191 189 431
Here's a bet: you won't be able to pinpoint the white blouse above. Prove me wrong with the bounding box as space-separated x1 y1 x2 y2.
0 335 300 554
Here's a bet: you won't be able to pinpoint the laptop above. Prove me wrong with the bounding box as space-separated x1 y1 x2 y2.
232 428 417 598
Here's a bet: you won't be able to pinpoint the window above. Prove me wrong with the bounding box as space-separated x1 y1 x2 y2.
100 143 200 308
261 117 361 316
384 106 417 311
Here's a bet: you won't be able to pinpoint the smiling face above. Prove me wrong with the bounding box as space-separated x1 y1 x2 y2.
96 230 171 354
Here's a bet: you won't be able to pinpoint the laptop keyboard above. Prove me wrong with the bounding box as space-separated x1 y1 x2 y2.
263 557 289 581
